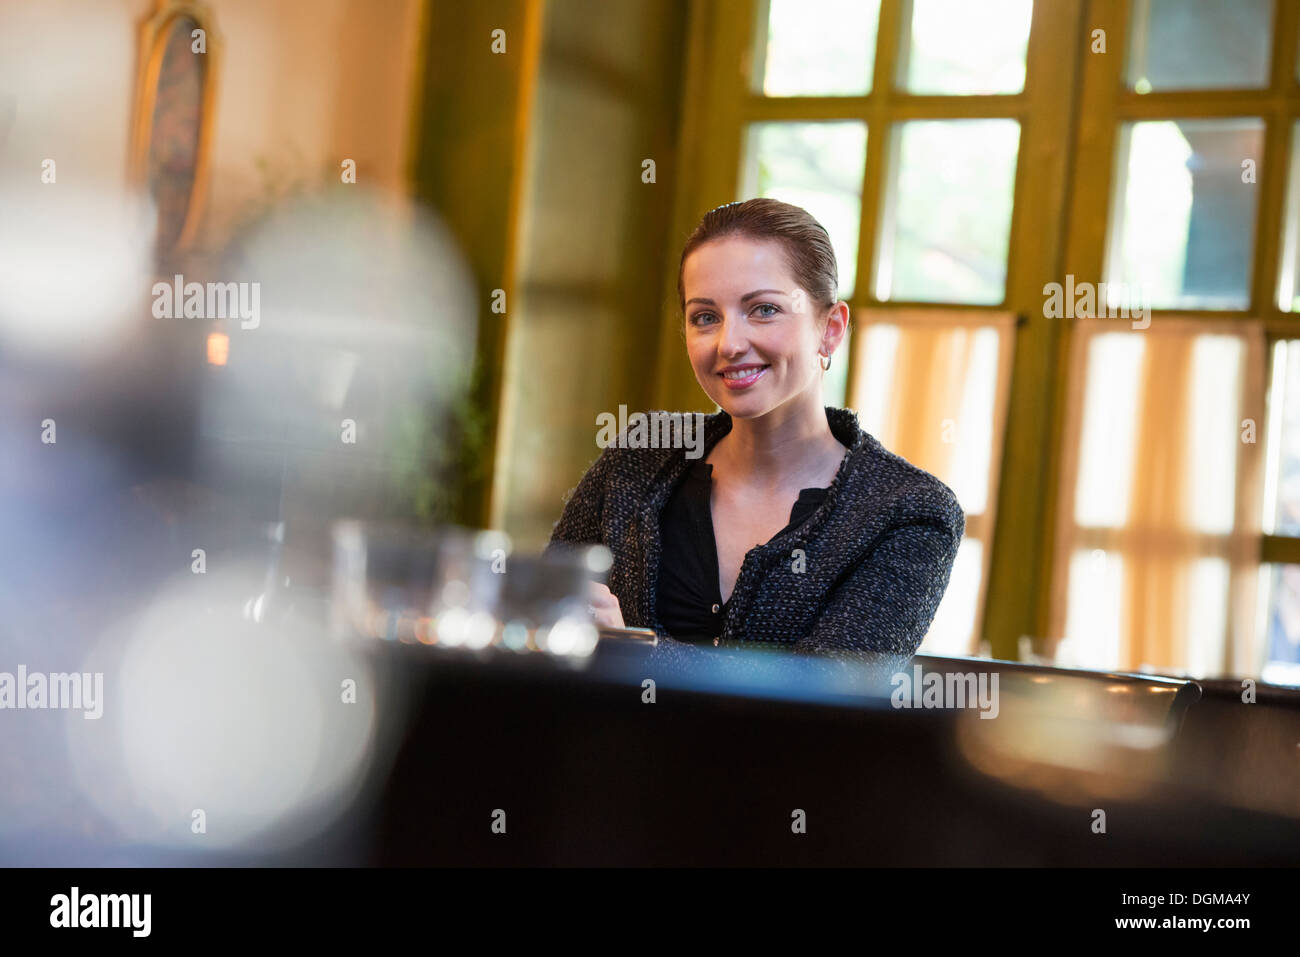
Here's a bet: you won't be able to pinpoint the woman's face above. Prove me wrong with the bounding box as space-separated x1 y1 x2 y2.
682 235 841 419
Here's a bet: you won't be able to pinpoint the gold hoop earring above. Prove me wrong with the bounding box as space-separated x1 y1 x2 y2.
819 353 831 372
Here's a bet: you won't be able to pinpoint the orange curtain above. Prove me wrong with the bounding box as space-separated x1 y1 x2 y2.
850 310 1017 654
1049 318 1266 675
878 324 977 482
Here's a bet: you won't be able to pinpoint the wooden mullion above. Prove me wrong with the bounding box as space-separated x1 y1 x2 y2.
1256 0 1300 318
741 95 872 122
653 0 756 411
983 0 1089 660
1039 0 1129 655
1115 92 1300 118
1256 105 1291 317
845 0 905 403
1270 0 1299 94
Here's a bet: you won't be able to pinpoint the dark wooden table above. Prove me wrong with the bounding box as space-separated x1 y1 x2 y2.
363 642 1300 865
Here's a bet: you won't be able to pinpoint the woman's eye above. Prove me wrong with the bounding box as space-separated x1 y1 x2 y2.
689 305 777 324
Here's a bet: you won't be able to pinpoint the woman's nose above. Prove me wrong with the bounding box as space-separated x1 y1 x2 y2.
718 314 749 355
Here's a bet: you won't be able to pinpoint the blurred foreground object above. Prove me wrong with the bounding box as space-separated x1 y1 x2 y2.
331 521 610 662
0 185 155 361
0 185 481 863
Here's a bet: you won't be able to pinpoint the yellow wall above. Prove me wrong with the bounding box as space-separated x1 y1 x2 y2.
0 0 424 243
491 0 690 547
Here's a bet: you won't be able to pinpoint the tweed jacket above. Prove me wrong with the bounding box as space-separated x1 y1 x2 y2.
546 406 965 670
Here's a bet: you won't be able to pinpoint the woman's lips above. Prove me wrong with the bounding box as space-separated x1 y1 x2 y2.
718 365 769 390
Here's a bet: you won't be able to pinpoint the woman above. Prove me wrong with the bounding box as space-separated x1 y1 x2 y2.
547 198 964 667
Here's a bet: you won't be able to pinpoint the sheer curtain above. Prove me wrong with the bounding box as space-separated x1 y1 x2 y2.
1048 318 1267 676
849 309 1017 655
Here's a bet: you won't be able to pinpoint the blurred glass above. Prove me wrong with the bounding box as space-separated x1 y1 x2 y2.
1108 119 1263 310
0 186 154 361
754 0 880 96
875 119 1020 303
897 0 1033 95
1126 0 1272 93
498 548 607 656
739 120 868 298
331 522 605 659
60 555 384 856
332 523 506 648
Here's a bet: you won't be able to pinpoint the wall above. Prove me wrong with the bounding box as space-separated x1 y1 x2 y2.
492 0 690 547
0 0 424 241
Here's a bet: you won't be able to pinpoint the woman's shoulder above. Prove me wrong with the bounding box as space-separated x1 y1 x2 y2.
844 433 965 537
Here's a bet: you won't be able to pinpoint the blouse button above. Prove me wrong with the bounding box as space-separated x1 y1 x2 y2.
711 603 720 614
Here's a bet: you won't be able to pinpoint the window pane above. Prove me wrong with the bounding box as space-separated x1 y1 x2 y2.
1060 550 1234 675
1061 548 1125 670
1074 333 1145 527
739 121 867 298
824 326 850 407
1107 119 1263 310
921 537 982 655
1263 340 1300 536
852 321 1003 514
1127 0 1272 92
754 0 880 96
947 328 1000 512
1259 565 1300 686
1185 556 1230 675
1059 325 1255 675
875 119 1020 304
898 0 1033 95
1187 335 1243 535
1075 329 1244 531
854 323 899 438
1277 122 1300 311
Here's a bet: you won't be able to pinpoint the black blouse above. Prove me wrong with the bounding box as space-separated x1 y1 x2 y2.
655 457 829 644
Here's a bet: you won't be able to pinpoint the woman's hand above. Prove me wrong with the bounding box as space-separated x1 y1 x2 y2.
587 581 626 630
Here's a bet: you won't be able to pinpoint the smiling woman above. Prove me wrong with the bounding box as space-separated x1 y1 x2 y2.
547 198 964 668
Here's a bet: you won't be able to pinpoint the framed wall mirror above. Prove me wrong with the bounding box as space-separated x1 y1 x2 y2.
129 0 220 257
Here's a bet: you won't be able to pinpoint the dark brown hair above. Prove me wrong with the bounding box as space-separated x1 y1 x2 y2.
676 198 840 317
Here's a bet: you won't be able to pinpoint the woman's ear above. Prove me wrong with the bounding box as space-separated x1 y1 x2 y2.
821 301 850 355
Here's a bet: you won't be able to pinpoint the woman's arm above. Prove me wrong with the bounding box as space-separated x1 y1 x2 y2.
545 446 616 551
794 518 961 659
546 448 633 629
